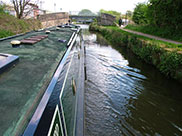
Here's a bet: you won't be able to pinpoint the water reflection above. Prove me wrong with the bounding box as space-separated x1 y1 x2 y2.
83 27 182 136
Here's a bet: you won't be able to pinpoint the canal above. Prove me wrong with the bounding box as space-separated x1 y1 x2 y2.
82 25 182 136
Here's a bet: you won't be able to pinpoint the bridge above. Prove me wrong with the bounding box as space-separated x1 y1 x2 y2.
69 15 98 23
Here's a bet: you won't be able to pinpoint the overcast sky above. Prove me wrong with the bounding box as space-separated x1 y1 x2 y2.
3 0 147 13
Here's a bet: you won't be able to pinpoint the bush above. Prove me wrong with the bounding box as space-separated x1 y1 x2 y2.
0 29 14 38
132 3 148 25
159 52 182 77
125 24 182 42
0 12 42 38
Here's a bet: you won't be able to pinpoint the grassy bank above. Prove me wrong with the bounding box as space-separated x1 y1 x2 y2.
90 23 182 83
0 13 42 38
125 24 182 42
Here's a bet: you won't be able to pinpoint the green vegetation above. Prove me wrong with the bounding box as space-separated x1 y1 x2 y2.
146 0 182 30
129 0 182 42
90 23 182 83
125 24 182 42
78 9 96 16
159 52 182 77
104 25 182 48
132 3 148 25
91 24 182 49
0 2 42 38
0 3 15 37
0 29 14 38
0 13 41 38
132 0 182 29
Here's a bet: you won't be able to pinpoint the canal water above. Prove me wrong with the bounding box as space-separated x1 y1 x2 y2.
82 25 182 136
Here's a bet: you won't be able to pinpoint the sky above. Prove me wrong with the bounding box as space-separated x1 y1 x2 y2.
2 0 147 14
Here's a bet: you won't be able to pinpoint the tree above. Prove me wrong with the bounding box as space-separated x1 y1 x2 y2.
132 3 148 25
126 10 132 19
78 9 95 16
11 0 37 19
147 0 182 30
100 9 121 17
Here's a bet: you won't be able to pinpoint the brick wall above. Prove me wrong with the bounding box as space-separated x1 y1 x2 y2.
98 13 116 26
38 12 69 28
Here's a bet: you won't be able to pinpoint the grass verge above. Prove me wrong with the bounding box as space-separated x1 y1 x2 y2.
125 24 182 42
0 29 14 38
0 13 42 38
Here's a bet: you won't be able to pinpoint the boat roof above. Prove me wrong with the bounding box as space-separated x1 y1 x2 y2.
0 26 74 135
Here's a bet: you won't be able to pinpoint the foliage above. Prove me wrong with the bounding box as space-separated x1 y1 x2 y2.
125 24 182 42
159 52 182 77
131 0 182 34
78 9 95 16
147 0 182 30
90 24 182 49
100 9 121 17
132 3 148 24
0 29 14 38
0 13 41 38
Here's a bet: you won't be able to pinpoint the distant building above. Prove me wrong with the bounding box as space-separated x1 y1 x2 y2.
4 3 47 19
26 3 47 19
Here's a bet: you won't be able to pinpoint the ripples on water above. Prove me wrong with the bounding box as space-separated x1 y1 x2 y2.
83 27 182 136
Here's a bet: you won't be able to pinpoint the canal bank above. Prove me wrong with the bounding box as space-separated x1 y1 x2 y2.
89 24 182 84
83 25 182 135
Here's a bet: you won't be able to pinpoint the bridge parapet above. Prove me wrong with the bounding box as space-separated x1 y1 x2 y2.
69 15 98 23
38 12 69 28
98 13 116 26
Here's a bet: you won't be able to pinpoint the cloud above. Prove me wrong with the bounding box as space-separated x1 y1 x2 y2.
43 0 146 13
2 0 147 13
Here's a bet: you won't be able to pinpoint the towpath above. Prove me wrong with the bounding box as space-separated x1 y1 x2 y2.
119 26 182 45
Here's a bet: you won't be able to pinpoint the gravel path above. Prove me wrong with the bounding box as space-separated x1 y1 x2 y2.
120 27 182 45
